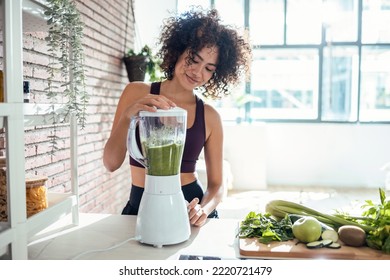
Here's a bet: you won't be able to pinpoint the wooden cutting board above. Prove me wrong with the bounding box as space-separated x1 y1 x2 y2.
239 238 390 260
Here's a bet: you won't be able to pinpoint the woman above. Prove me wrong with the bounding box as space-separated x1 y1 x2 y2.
103 8 251 227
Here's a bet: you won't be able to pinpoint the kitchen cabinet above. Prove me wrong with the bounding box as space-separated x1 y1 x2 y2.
0 0 79 259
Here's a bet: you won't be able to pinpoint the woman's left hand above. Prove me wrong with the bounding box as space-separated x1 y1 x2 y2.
187 197 208 227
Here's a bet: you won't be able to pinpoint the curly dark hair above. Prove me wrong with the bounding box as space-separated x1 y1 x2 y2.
157 7 252 99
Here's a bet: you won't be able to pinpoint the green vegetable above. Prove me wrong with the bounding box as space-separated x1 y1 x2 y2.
306 240 324 249
321 229 339 243
238 211 294 244
306 239 334 249
327 242 341 249
336 188 390 254
265 200 374 232
265 188 390 254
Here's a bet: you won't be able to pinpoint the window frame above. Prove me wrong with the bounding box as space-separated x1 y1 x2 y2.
177 0 390 124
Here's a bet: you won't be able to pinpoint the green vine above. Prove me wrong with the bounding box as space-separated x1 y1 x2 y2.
44 0 88 129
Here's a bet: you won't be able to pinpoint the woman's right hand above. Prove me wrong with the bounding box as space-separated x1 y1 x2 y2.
103 83 177 172
120 93 177 123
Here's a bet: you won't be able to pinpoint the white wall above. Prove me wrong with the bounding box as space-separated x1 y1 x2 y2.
224 122 390 190
134 0 176 50
223 123 267 190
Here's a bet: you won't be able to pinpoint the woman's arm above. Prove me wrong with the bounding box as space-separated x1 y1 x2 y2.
103 83 175 172
188 104 224 226
103 83 146 172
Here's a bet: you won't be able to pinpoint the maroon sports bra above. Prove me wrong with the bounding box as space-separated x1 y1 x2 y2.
129 82 206 173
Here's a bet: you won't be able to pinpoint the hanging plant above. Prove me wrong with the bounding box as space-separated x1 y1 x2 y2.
121 1 162 82
123 45 162 82
44 0 88 128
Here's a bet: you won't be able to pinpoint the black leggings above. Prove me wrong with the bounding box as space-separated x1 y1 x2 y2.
121 180 219 218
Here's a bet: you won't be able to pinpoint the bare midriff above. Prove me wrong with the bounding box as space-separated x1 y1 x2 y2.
130 165 198 187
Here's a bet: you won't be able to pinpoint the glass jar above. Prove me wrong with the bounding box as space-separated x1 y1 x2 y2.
25 175 48 217
0 160 48 220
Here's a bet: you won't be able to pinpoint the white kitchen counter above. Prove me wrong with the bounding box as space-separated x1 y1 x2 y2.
27 213 241 260
18 213 390 280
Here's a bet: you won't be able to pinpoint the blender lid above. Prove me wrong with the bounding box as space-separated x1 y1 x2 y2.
139 107 187 117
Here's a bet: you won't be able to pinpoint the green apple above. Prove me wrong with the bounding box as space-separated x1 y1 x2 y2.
292 216 322 243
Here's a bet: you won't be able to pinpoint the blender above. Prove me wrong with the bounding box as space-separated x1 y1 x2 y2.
127 107 191 247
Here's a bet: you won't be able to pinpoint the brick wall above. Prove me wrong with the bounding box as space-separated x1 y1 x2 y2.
1 0 137 214
72 0 135 214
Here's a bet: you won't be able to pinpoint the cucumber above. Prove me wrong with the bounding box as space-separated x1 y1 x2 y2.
288 214 305 224
319 222 335 232
306 241 324 249
321 229 339 243
327 242 341 249
306 239 335 249
321 239 333 247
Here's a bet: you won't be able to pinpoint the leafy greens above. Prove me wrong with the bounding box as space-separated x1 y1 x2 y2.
238 211 294 244
336 188 390 254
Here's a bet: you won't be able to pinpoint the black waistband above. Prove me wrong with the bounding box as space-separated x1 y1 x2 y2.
125 181 218 218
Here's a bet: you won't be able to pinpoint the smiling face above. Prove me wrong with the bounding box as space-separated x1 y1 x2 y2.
174 46 218 90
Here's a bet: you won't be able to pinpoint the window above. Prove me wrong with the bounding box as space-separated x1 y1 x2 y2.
177 0 390 123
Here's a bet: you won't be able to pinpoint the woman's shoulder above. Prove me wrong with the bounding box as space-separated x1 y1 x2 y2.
203 101 219 114
120 82 152 100
203 102 222 124
123 81 152 93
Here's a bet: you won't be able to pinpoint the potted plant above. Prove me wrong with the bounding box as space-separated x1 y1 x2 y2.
44 0 88 129
123 45 161 82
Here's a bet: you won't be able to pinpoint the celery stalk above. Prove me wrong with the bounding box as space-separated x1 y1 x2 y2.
265 200 374 233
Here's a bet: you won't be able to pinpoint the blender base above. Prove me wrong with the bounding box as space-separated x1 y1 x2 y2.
135 174 191 247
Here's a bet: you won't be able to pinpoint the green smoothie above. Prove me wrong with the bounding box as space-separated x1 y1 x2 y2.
142 142 184 176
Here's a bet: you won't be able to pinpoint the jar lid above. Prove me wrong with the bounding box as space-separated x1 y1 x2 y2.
25 175 48 188
139 106 187 117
